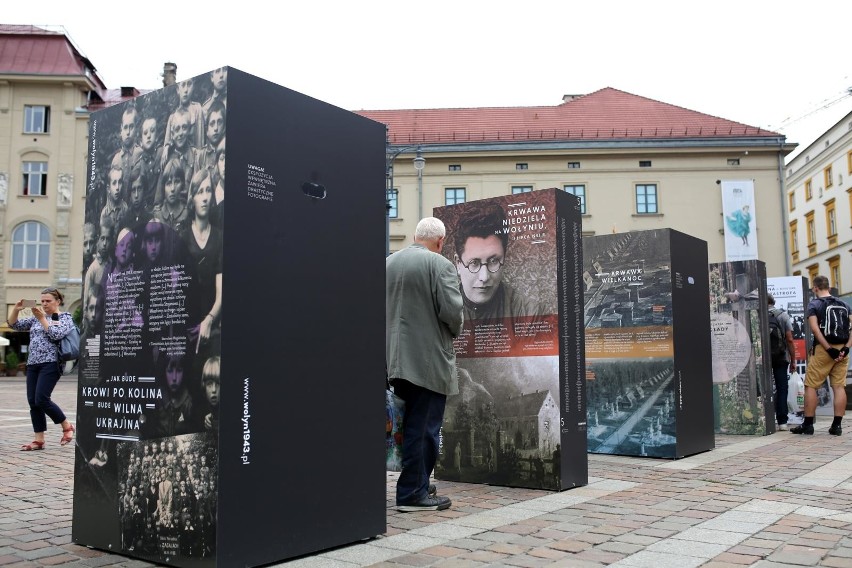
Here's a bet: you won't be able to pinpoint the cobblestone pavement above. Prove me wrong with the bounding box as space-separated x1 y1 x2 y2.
4 375 852 567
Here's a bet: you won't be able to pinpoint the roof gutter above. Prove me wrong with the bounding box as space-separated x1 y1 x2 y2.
390 136 793 155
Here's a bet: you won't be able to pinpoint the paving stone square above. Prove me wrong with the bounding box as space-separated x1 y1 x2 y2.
5 375 852 567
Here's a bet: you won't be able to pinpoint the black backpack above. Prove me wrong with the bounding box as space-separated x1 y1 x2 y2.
767 308 787 366
816 296 851 344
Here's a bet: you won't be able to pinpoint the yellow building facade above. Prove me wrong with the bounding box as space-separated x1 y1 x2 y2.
0 51 94 328
786 110 852 296
367 91 796 276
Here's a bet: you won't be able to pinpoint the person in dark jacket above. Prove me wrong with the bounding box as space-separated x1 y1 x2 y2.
387 217 463 511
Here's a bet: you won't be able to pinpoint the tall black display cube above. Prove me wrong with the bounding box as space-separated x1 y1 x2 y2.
72 67 387 567
583 229 714 458
433 188 587 491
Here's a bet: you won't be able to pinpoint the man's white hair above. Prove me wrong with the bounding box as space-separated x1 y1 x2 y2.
415 217 446 241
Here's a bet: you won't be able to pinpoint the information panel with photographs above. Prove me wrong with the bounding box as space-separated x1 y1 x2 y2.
583 229 714 458
709 260 774 435
766 276 810 368
433 188 587 491
71 67 387 567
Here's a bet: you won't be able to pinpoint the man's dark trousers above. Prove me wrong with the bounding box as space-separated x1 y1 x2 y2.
393 379 447 505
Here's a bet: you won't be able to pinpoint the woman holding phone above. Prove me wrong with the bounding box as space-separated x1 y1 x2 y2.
8 287 76 450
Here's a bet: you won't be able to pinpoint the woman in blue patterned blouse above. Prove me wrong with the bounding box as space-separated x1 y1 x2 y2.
9 287 76 450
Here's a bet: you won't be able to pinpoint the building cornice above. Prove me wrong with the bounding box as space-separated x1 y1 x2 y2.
391 137 793 156
0 72 99 90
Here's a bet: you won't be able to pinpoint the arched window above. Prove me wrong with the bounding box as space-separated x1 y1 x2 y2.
11 221 50 270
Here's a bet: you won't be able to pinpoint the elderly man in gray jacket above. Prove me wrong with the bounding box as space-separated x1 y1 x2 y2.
387 217 463 512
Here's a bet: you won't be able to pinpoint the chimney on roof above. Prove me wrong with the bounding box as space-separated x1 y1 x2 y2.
162 62 177 87
120 86 137 97
562 94 583 103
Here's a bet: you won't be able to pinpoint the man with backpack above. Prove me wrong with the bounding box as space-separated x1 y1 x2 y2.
768 294 796 430
791 275 852 435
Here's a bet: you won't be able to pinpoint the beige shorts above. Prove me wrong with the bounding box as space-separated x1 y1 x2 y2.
804 344 850 388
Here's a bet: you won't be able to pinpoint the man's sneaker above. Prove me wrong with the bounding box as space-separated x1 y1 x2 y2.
397 495 451 512
829 424 843 436
428 484 437 496
790 424 814 435
777 423 788 431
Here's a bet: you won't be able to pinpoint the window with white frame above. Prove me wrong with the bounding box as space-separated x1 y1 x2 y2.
805 212 816 247
445 187 465 205
24 105 50 133
11 221 50 270
825 199 837 237
807 264 819 285
22 161 48 196
828 256 841 292
790 222 798 254
511 185 532 194
564 184 586 214
635 184 658 213
387 189 398 218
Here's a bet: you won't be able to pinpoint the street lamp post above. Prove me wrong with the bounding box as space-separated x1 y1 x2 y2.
414 148 425 220
386 138 425 257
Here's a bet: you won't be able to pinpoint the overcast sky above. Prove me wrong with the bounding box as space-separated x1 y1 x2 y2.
6 0 851 161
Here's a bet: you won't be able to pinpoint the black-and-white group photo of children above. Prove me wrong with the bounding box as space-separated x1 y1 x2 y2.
117 435 218 562
74 68 228 567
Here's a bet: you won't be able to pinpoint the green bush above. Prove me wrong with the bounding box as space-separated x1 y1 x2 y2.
5 350 19 368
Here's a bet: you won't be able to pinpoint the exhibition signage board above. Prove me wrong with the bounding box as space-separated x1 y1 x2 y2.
433 188 587 491
72 67 387 567
766 276 810 366
709 261 775 435
583 229 714 459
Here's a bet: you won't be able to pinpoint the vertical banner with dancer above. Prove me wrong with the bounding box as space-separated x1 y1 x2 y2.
721 179 758 261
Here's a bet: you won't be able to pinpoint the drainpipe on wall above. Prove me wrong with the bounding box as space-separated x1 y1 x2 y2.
777 139 791 275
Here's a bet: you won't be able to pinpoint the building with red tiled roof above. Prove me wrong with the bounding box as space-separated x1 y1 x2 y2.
0 24 103 79
0 25 149 109
358 91 796 274
368 88 778 146
0 24 148 338
0 21 813 312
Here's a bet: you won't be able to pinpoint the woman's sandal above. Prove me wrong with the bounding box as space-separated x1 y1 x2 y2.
21 441 45 451
60 424 75 446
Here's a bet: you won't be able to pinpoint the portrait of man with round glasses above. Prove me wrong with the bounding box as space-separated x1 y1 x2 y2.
452 202 545 322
